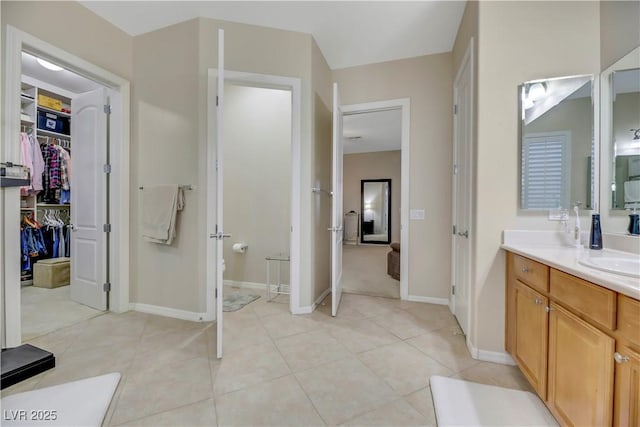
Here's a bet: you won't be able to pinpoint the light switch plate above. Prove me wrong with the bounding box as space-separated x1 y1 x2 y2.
410 209 425 220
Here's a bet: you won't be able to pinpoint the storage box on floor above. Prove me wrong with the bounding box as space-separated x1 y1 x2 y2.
33 258 70 288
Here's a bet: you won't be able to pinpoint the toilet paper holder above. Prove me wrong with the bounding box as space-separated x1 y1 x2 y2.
232 243 248 253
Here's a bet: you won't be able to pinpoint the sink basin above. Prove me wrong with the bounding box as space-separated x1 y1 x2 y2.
579 250 640 278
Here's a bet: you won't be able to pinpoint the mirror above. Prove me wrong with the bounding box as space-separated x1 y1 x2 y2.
519 75 595 211
608 67 640 210
361 179 391 244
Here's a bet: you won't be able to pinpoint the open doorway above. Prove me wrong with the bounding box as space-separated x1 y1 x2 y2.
2 26 130 348
340 101 409 300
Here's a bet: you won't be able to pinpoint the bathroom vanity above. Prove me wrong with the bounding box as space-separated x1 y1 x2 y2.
503 241 639 427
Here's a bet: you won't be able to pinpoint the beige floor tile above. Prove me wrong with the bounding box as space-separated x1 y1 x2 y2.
313 295 368 321
358 341 453 395
295 357 399 425
404 304 460 332
222 314 272 353
404 387 438 425
110 357 213 425
371 310 437 340
116 398 217 426
214 341 291 396
262 312 326 339
406 328 479 373
25 321 87 356
453 361 533 392
341 294 398 318
142 314 211 337
251 294 290 318
275 330 351 372
326 318 400 354
215 375 325 426
131 328 210 371
341 398 429 426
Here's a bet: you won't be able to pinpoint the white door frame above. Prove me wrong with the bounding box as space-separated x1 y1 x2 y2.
2 26 131 347
206 69 302 320
341 98 410 300
451 37 474 336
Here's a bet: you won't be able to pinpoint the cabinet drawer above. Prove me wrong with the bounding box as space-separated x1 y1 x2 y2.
512 254 549 293
550 269 617 331
618 295 640 348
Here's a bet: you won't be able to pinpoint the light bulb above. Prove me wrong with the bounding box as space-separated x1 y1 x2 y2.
37 58 63 72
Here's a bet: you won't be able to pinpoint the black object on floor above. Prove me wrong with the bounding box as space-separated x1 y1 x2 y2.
1 344 55 390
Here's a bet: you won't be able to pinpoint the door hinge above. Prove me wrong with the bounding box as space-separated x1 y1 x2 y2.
453 164 458 175
215 288 218 298
103 224 112 233
453 225 457 235
104 104 112 114
454 104 458 115
216 96 219 106
452 285 456 295
216 160 219 171
103 164 111 174
103 282 111 292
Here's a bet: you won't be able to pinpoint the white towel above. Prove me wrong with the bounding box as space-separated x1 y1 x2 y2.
142 185 184 245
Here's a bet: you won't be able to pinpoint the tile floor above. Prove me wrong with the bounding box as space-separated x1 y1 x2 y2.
2 289 532 426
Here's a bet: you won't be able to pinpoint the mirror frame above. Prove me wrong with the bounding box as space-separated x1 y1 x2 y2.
360 179 392 244
517 74 599 213
600 46 640 220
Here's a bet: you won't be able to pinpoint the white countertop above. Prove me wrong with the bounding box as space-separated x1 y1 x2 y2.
502 230 640 300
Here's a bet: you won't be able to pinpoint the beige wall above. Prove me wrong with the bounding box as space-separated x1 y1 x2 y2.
310 39 333 303
600 1 640 70
474 1 600 353
130 20 201 311
1 2 133 82
333 53 453 300
222 84 291 285
343 151 401 243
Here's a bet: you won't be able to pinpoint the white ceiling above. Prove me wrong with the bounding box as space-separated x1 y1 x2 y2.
21 52 101 94
80 1 466 70
343 109 401 155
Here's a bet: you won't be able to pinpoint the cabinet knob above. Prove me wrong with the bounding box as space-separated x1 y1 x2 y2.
521 266 529 273
614 352 630 364
534 298 543 305
544 306 554 313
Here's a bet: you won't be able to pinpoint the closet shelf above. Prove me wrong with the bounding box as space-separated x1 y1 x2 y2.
37 105 70 117
37 129 70 139
37 203 71 208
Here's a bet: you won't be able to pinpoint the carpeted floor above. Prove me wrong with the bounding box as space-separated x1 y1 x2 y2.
342 244 400 299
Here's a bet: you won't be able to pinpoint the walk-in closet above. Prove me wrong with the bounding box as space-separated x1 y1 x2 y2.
18 52 108 340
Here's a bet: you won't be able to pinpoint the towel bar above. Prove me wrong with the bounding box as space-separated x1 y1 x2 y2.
139 185 192 191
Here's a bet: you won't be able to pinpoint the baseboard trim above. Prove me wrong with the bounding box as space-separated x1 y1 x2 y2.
293 286 330 315
405 294 449 305
223 280 267 290
130 303 208 322
466 336 516 365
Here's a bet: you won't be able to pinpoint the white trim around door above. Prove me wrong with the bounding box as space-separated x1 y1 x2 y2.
206 69 302 320
2 25 131 347
341 98 410 301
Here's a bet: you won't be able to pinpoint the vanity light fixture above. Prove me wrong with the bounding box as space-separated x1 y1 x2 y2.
37 58 63 72
528 82 546 101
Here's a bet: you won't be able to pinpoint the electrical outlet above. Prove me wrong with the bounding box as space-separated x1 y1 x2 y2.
548 208 569 221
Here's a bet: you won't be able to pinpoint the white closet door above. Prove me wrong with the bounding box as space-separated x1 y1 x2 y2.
331 83 344 317
70 87 107 311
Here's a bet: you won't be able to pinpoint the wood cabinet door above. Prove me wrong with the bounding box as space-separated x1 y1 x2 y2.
614 343 640 427
514 280 548 399
548 302 615 427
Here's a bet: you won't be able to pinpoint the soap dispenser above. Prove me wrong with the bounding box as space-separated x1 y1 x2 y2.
628 207 640 236
589 204 603 250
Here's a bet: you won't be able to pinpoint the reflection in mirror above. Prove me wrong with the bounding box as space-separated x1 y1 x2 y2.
610 68 640 210
519 75 594 211
361 179 391 244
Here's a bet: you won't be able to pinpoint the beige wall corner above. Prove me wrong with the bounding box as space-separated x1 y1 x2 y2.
600 0 640 70
474 1 600 354
333 53 453 301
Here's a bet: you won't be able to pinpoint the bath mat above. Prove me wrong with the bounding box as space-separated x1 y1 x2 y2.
1 372 121 426
223 293 260 312
430 375 558 426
